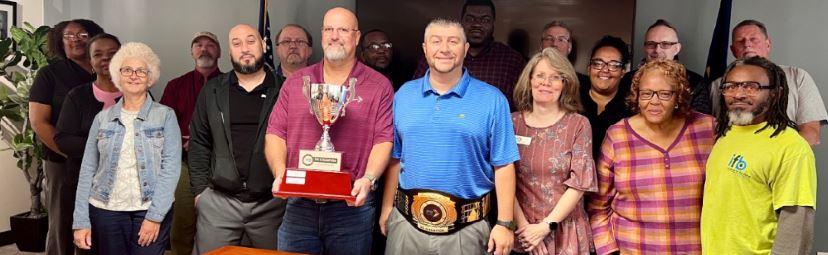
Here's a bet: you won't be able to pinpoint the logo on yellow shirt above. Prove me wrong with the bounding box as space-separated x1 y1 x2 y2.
727 154 748 173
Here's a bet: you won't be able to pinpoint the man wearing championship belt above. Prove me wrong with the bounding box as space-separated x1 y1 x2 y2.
265 7 394 255
379 18 519 255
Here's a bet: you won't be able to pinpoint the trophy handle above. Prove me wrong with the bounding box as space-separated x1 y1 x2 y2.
302 75 313 115
340 77 357 117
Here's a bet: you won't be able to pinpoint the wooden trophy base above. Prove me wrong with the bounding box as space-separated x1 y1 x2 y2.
274 169 355 202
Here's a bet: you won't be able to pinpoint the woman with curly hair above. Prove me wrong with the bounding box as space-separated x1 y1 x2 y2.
72 42 180 255
588 60 715 255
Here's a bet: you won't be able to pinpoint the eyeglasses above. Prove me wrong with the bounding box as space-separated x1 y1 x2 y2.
720 81 773 95
322 26 358 35
644 41 678 49
542 36 570 44
277 39 310 47
63 32 90 41
462 15 493 25
120 67 150 78
589 59 624 72
365 42 392 51
531 73 565 85
639 89 675 100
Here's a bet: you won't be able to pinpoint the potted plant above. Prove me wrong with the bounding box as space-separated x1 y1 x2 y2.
0 22 51 252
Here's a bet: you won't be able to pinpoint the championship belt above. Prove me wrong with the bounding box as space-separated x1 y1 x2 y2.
395 188 489 235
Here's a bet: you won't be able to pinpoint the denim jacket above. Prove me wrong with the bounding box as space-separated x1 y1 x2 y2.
73 94 181 229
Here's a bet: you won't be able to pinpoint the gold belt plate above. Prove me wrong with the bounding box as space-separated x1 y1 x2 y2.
411 192 457 233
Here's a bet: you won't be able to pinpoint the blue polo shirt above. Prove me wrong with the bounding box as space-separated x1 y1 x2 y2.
392 69 520 199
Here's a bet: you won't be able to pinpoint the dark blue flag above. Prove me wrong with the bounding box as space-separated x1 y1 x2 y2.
704 0 733 81
258 0 275 70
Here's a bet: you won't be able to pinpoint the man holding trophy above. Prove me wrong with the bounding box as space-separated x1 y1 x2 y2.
265 7 394 255
379 18 519 255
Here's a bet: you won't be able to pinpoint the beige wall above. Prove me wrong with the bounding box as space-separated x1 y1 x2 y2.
0 0 44 232
43 0 356 99
0 151 32 232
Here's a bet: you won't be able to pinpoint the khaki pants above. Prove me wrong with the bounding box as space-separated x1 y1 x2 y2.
384 209 490 255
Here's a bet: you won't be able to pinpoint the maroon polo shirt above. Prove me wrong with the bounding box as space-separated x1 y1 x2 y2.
267 60 394 180
160 68 222 138
413 41 526 110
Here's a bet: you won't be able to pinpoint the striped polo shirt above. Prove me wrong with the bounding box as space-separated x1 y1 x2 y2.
392 69 520 199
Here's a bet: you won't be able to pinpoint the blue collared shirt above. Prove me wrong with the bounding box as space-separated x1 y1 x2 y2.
392 69 519 199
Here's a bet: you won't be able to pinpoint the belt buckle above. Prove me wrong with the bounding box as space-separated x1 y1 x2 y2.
311 198 329 204
411 192 457 234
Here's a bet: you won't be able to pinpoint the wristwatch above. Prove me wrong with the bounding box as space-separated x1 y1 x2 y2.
546 220 559 231
363 174 378 191
495 220 516 231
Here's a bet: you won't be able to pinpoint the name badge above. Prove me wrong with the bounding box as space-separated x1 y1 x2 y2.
515 135 532 145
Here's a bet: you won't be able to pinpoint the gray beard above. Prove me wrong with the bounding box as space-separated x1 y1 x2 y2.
727 100 769 126
196 56 216 68
728 110 755 126
324 47 347 61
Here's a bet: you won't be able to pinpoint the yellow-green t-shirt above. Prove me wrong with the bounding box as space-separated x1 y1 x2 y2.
701 123 816 254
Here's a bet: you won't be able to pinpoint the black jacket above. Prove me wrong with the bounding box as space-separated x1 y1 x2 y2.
188 71 284 200
54 82 105 175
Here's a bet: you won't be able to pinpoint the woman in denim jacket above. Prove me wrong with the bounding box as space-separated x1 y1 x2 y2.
72 42 181 255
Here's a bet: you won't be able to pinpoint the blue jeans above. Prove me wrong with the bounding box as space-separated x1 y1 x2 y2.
89 205 173 255
278 193 376 255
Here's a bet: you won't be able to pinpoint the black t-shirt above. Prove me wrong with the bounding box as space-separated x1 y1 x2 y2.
29 59 95 161
580 79 634 160
228 71 275 183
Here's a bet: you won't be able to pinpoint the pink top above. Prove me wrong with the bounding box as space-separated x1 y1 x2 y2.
92 82 122 109
588 112 715 255
266 60 394 180
512 112 597 255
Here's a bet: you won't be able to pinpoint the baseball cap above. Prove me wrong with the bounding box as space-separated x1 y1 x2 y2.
191 31 219 46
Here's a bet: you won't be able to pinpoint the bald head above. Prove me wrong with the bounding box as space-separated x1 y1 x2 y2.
230 24 261 41
323 7 358 30
228 24 266 74
321 7 361 62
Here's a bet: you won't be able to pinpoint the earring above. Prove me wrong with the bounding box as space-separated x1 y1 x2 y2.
675 105 679 109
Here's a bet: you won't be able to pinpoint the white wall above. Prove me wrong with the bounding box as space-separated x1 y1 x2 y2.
636 0 828 252
43 0 355 98
0 0 45 233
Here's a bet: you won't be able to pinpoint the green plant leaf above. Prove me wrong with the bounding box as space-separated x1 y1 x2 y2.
0 109 23 121
10 27 27 44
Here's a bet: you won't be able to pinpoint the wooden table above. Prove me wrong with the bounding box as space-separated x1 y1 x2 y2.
203 246 307 255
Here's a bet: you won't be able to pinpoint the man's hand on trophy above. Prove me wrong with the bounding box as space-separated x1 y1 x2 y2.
272 176 288 199
347 177 372 207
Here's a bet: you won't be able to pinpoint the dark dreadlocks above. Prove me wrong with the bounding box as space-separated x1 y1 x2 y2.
714 56 798 138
